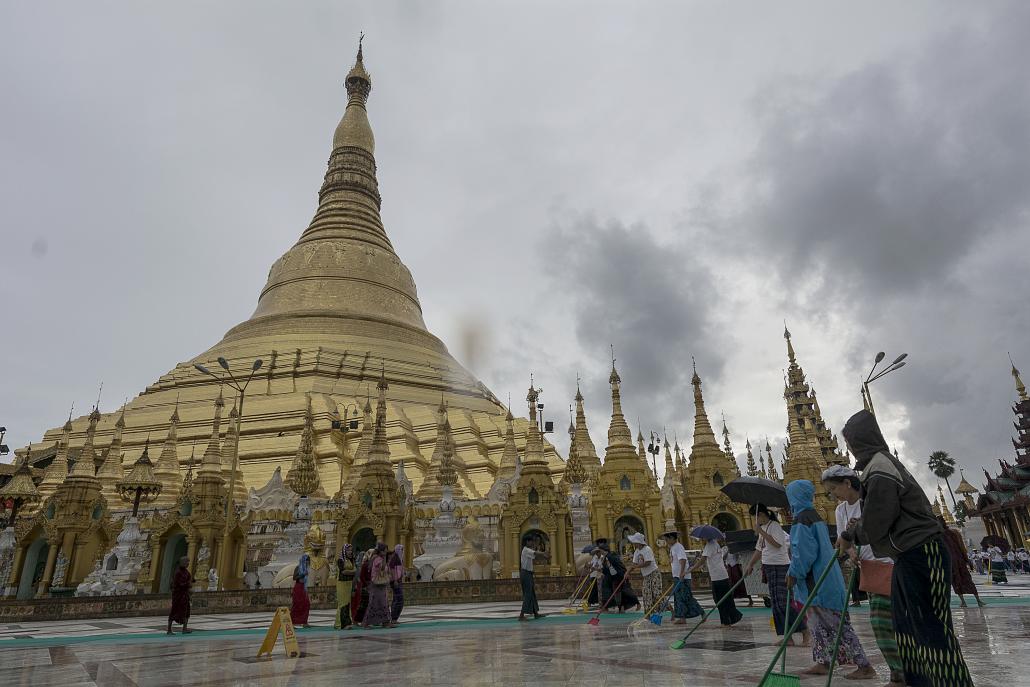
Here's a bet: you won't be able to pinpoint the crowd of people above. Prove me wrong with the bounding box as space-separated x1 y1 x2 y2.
162 407 991 686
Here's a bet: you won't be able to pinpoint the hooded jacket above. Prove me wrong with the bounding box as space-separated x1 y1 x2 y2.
840 410 941 558
786 480 847 611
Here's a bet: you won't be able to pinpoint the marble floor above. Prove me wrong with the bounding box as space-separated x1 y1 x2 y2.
1 577 1028 686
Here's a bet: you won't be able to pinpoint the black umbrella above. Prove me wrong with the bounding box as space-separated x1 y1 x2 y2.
720 476 789 509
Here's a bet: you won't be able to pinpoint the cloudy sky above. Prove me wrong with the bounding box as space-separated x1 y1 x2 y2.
2 2 1027 494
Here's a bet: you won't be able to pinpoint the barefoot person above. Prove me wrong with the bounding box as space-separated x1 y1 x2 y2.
840 409 974 687
334 544 356 630
822 465 904 685
938 517 986 608
786 480 875 680
518 534 549 621
662 531 701 623
745 504 809 646
291 553 312 628
166 556 193 635
691 534 742 627
626 533 662 613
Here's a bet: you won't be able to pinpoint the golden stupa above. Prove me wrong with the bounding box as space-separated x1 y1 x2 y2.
23 42 564 507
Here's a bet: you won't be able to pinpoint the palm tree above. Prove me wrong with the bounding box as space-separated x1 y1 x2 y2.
928 450 958 509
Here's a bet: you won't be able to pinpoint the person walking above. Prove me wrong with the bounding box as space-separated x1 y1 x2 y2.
786 480 875 679
663 531 701 623
518 534 549 621
351 549 372 625
166 556 193 635
335 544 356 629
840 409 974 687
389 544 405 626
363 543 392 629
691 534 742 627
724 549 752 605
937 518 986 608
291 553 312 628
988 545 1008 585
822 465 904 685
587 547 604 607
745 504 809 646
627 532 662 613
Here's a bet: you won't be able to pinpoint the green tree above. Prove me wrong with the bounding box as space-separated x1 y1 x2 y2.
928 450 958 509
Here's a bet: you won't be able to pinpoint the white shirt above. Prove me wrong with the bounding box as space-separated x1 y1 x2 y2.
589 556 604 578
989 546 1003 563
521 546 536 571
703 540 729 581
633 545 659 576
669 541 691 580
833 500 892 563
755 521 790 566
1007 551 1015 562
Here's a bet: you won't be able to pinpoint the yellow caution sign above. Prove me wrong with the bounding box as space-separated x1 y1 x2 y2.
257 606 301 658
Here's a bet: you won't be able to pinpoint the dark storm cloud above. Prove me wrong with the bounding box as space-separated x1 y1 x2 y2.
725 5 1030 480
540 215 725 440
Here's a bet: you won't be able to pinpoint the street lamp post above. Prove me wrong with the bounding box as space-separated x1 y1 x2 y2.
647 432 661 480
194 356 263 591
862 351 908 415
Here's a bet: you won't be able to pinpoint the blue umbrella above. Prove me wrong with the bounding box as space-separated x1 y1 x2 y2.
691 525 724 541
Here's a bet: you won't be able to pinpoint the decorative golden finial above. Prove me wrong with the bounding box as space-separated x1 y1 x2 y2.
691 355 700 386
1010 353 1027 401
345 32 372 98
784 322 796 363
287 395 321 497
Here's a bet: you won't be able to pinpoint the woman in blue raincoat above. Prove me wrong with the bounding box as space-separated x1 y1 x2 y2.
785 480 874 680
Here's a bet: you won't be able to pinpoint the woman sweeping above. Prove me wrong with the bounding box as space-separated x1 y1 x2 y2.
166 556 192 635
786 479 875 679
362 543 392 629
389 544 405 626
745 504 809 645
822 466 903 685
691 534 742 627
291 553 312 628
335 544 356 630
627 532 662 614
937 518 985 608
841 409 974 687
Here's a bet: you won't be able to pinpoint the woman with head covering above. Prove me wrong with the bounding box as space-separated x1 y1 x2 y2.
690 532 742 627
335 544 356 630
595 538 639 613
786 480 874 679
822 466 903 685
840 410 973 686
291 553 312 628
351 548 370 624
745 504 809 645
166 556 193 635
626 532 662 614
362 542 392 628
388 544 405 626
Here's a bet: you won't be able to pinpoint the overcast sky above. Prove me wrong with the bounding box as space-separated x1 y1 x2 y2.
2 2 1027 494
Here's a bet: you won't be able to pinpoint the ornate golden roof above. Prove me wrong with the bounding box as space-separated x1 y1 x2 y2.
0 453 40 505
286 396 321 497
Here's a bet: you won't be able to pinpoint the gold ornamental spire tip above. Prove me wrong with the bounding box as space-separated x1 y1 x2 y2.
1010 353 1027 401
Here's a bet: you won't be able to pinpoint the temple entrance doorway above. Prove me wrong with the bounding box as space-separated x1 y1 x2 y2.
712 512 740 534
17 538 49 600
351 527 376 554
159 534 188 594
614 515 646 558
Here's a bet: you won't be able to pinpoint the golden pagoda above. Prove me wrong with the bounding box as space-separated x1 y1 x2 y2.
782 327 847 468
17 43 565 542
744 439 760 477
680 361 749 540
586 360 663 556
955 469 979 512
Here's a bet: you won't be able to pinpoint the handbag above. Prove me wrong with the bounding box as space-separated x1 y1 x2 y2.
858 559 893 596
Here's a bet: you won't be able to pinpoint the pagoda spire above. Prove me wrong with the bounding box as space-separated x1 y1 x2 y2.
96 406 127 499
1012 355 1028 401
38 413 73 500
368 367 392 466
416 397 463 500
219 401 247 501
153 402 182 507
745 438 759 477
573 381 602 474
689 359 720 453
721 413 734 457
198 390 226 476
522 380 549 472
286 396 322 497
784 324 797 364
766 439 780 482
497 408 519 479
663 435 677 487
69 407 102 478
605 356 636 458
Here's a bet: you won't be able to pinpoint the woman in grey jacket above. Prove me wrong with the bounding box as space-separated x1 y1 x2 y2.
840 409 972 687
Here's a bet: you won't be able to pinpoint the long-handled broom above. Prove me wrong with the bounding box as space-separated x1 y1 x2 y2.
669 574 748 649
756 554 843 687
587 574 629 626
629 580 677 629
561 571 593 614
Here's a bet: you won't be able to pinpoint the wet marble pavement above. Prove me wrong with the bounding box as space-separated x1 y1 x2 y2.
0 593 1028 686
